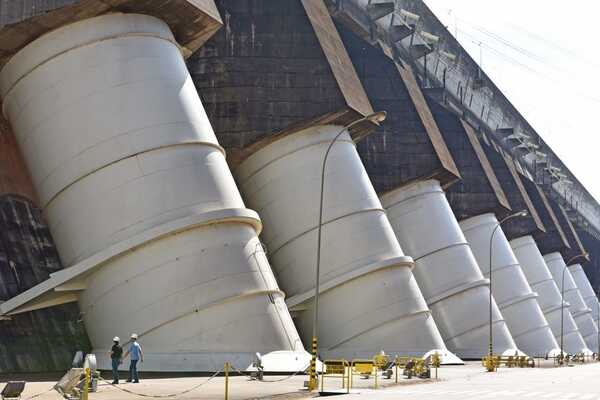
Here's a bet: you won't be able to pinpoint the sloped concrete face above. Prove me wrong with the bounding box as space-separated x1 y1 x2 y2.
381 180 516 359
0 13 304 371
544 253 599 352
460 215 558 356
510 236 589 354
236 126 448 360
569 263 600 337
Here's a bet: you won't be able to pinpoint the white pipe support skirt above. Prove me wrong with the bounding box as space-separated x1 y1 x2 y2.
569 263 600 326
236 125 451 361
460 214 557 356
510 236 589 354
543 252 599 351
0 13 306 371
381 180 516 359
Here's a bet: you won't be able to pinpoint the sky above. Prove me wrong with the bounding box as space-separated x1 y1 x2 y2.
423 0 600 202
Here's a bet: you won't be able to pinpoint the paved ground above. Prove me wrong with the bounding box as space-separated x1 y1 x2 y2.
6 361 600 400
346 361 600 400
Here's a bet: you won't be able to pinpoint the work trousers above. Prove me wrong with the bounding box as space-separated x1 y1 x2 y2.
129 360 139 382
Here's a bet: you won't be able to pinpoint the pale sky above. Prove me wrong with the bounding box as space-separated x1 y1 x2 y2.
424 0 600 202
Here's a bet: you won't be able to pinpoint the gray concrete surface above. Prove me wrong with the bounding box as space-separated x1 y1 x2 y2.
346 362 600 400
7 361 600 400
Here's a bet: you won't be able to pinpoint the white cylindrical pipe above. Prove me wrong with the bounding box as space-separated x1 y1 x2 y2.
0 13 304 371
510 236 589 354
544 253 599 351
236 126 456 362
569 263 600 328
381 180 517 358
460 215 558 356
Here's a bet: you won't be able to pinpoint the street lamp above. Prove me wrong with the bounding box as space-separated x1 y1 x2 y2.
308 111 387 390
559 252 589 364
596 296 599 360
487 210 528 368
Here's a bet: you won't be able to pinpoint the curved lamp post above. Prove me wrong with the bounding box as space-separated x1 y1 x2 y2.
487 210 528 368
308 111 387 390
597 296 599 359
560 252 590 364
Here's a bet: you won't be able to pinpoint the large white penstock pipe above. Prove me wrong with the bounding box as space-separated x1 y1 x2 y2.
381 180 517 358
510 237 590 354
0 13 304 371
460 215 559 356
569 263 600 332
236 126 459 362
544 253 598 352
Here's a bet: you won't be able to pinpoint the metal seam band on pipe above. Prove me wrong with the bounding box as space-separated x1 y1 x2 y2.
512 322 554 341
41 141 226 209
236 138 355 182
268 207 386 258
328 309 433 350
426 278 490 306
482 262 522 276
0 208 263 315
564 287 586 297
137 289 286 340
444 319 508 344
571 308 593 318
497 292 539 310
286 255 414 308
530 277 562 288
381 185 445 211
542 303 571 315
38 128 226 202
413 241 469 263
2 34 182 112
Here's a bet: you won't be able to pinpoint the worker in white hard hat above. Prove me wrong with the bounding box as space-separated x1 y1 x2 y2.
109 336 123 384
123 333 144 383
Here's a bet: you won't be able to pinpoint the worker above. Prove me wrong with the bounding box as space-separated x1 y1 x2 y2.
123 333 144 383
110 336 122 384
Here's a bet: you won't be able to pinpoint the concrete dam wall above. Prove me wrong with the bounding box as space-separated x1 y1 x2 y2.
0 0 598 371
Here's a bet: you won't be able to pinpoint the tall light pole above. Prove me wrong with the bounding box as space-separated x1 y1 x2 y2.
596 297 599 360
308 111 387 391
560 252 590 364
488 210 528 367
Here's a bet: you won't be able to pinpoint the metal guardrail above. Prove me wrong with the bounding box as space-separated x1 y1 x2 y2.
320 360 350 393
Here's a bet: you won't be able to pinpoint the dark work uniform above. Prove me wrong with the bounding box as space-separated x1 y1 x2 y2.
111 343 123 383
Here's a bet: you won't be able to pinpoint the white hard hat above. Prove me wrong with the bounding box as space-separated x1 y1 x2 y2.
113 336 120 342
131 333 138 340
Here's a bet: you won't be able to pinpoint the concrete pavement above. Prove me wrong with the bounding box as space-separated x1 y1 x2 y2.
7 361 600 400
346 362 600 400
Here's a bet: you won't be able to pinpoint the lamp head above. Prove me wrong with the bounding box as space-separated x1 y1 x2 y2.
517 210 528 217
366 111 387 125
